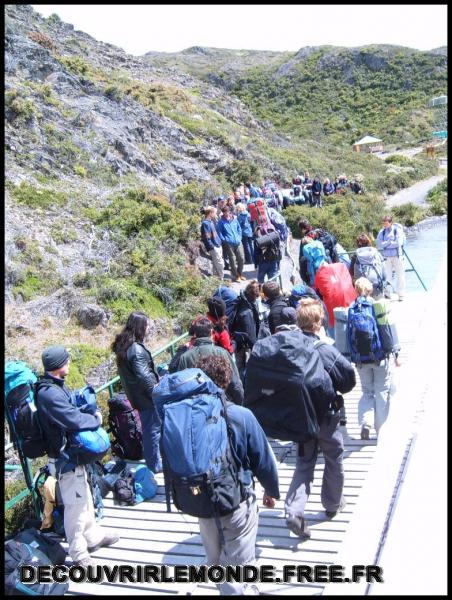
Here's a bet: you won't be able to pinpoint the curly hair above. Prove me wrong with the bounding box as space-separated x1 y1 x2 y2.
195 354 232 391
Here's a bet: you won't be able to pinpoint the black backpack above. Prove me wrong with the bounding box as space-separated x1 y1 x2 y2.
168 344 190 374
314 229 338 263
5 528 68 595
108 392 143 461
113 468 136 506
255 228 282 263
244 329 335 442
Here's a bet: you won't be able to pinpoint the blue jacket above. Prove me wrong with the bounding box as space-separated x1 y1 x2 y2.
200 218 221 251
226 400 280 498
312 180 322 195
217 216 243 246
237 211 253 238
323 182 335 196
376 225 404 258
36 374 101 474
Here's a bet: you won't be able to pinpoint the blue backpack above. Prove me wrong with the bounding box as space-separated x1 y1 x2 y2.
134 465 158 504
303 240 327 285
153 368 246 519
4 361 47 459
267 207 289 242
347 297 386 365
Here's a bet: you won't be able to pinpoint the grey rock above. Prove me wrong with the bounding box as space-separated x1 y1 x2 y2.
76 303 110 329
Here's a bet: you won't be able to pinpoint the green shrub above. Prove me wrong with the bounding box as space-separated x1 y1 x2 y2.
384 154 413 166
391 202 429 227
5 478 35 535
223 160 263 188
65 343 111 389
104 84 123 101
12 266 62 302
5 89 37 122
11 182 68 209
426 178 447 216
59 56 91 76
74 164 87 177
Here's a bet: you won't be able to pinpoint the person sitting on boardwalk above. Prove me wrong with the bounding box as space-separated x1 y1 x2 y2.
36 346 119 567
200 205 224 280
193 354 280 595
177 316 244 405
349 277 400 440
284 299 356 537
217 206 245 282
376 215 406 301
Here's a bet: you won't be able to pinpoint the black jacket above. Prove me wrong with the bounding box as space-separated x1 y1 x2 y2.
268 296 289 334
303 331 356 394
117 342 159 411
232 292 261 349
36 374 101 464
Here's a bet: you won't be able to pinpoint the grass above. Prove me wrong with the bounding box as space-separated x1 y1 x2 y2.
10 182 68 210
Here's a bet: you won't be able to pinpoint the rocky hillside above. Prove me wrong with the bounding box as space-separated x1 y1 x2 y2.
4 5 443 385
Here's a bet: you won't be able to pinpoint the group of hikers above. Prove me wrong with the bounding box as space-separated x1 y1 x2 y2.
5 179 407 592
287 172 365 208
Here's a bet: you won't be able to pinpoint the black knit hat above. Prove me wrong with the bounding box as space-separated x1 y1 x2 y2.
207 297 226 319
280 307 297 325
42 346 70 372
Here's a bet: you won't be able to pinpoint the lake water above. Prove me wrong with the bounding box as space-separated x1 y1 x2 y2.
404 218 447 293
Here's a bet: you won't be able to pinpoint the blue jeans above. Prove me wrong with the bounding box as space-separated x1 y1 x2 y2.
138 405 162 473
257 260 279 284
242 236 255 264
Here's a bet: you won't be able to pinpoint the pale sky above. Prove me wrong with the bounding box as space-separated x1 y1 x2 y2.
31 4 447 56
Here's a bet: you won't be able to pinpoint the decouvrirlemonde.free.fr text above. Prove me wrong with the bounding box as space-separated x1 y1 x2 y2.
21 564 383 585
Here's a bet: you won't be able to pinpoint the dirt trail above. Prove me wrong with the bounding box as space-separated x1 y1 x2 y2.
385 174 446 208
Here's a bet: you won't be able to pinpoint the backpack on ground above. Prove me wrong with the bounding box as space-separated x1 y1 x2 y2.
153 369 247 519
335 242 351 268
313 229 338 263
113 468 136 506
134 465 158 504
354 246 386 296
4 361 47 459
373 298 401 356
108 392 143 460
244 329 334 442
303 240 327 285
5 528 68 596
86 461 108 520
347 297 386 365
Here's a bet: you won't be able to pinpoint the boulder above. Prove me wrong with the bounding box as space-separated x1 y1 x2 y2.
76 303 109 329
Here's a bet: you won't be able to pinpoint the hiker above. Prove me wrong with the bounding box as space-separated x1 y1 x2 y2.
36 346 119 567
254 221 282 284
111 311 161 473
350 174 364 194
162 354 280 595
301 171 313 204
350 233 387 299
311 175 323 207
376 215 406 301
313 227 338 263
284 299 356 535
177 316 244 405
349 277 400 439
261 281 289 334
217 206 245 282
314 260 357 338
200 206 224 280
230 280 261 377
206 296 235 354
273 306 298 332
323 178 335 197
235 202 254 265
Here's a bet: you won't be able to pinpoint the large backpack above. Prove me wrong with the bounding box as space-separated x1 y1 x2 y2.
244 329 334 442
5 528 68 596
354 246 386 296
288 284 330 330
255 227 282 263
247 198 270 232
373 298 401 356
134 465 158 503
303 240 327 285
313 229 338 263
347 297 386 365
335 242 351 269
108 392 143 460
4 361 47 459
267 207 289 242
153 369 246 519
113 468 136 506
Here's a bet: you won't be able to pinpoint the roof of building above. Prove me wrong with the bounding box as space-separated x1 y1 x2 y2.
353 135 383 145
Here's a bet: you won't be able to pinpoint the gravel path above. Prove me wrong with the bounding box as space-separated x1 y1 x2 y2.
385 174 446 208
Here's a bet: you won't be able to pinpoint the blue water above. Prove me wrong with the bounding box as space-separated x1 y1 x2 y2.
404 219 447 293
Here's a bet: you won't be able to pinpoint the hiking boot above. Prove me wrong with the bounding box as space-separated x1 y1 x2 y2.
286 515 311 539
239 275 247 281
325 497 347 519
74 556 99 568
88 533 120 553
360 425 370 440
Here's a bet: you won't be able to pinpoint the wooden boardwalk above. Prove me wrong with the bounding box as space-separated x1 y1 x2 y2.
66 289 425 596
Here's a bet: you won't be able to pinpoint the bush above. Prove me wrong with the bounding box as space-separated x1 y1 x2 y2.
5 478 35 535
384 154 413 166
426 178 447 216
104 85 123 102
65 343 111 389
391 202 429 227
73 164 87 177
5 89 36 122
223 159 263 189
11 182 68 209
12 266 62 302
28 31 56 51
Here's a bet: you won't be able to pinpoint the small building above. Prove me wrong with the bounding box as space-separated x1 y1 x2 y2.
352 135 384 153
